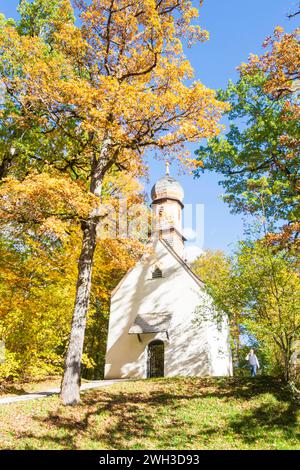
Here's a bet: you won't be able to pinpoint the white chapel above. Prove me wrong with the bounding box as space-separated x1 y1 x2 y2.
104 166 233 379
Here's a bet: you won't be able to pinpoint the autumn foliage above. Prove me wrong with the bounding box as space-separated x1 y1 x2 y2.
0 1 228 403
196 26 300 250
240 28 300 248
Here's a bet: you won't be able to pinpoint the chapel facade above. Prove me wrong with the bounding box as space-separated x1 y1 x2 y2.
104 166 233 379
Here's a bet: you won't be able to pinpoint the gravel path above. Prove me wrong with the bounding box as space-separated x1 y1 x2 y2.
0 379 126 404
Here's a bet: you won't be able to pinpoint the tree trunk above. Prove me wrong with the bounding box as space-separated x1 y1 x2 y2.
232 313 240 372
60 137 111 405
282 349 291 383
60 217 98 405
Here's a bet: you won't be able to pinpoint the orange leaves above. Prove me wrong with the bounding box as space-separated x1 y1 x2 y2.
0 0 227 179
0 173 98 237
265 222 300 253
238 26 299 190
241 27 300 100
0 0 229 247
155 82 227 154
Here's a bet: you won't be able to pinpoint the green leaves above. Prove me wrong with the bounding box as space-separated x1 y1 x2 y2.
192 239 300 381
17 0 74 40
195 71 300 227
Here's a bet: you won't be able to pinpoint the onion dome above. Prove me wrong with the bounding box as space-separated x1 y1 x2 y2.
151 162 184 204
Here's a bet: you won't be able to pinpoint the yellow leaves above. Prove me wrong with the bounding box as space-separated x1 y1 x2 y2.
0 172 98 238
155 56 195 82
186 25 209 47
274 25 284 37
243 27 300 100
172 38 183 55
54 22 90 68
40 217 70 240
103 170 144 200
153 80 228 153
0 229 78 379
0 0 228 189
81 353 96 369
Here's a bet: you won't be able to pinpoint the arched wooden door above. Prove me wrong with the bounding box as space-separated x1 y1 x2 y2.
147 340 164 378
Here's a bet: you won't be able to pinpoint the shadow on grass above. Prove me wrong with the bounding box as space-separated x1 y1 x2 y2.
0 376 61 397
0 385 28 396
18 377 300 449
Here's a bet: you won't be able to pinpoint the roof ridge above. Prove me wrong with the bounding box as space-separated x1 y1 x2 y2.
159 238 205 286
111 237 205 299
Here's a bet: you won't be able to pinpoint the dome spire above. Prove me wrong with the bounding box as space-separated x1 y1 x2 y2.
165 160 170 176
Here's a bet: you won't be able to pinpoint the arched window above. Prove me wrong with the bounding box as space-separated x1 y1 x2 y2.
147 340 164 378
152 266 162 279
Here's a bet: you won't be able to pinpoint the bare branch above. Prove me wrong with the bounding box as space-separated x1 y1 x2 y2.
287 3 300 19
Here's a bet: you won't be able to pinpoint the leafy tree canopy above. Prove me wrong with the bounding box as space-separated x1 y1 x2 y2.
192 240 300 382
195 29 300 246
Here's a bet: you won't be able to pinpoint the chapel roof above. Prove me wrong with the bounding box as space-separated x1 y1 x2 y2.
150 163 184 203
111 237 205 299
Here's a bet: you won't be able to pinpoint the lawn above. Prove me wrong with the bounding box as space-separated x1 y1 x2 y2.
0 377 299 450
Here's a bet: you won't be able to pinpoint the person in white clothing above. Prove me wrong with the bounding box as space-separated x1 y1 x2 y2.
246 349 260 377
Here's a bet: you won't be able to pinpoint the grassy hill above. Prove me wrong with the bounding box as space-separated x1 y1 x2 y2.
0 377 299 450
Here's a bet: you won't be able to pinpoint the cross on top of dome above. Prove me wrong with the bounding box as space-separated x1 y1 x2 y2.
151 162 184 204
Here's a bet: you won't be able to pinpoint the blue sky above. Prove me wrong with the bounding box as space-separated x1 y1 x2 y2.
1 0 297 258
